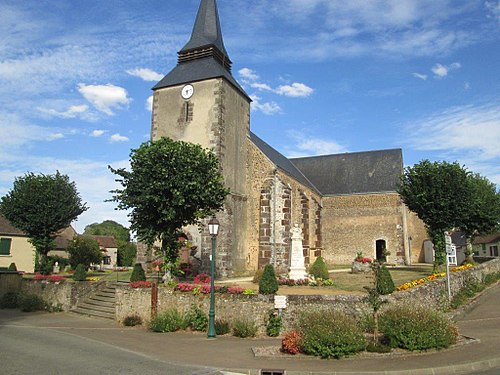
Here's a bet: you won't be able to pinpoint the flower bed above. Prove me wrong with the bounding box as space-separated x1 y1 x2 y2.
33 274 66 283
396 264 474 291
173 282 255 295
130 281 153 288
278 278 309 286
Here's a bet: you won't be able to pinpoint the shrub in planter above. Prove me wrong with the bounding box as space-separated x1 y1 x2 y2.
184 305 208 331
8 263 17 272
20 294 47 312
266 310 282 337
149 308 186 332
379 305 458 351
376 265 395 295
309 256 329 280
73 264 87 281
259 264 279 295
0 291 21 309
130 263 146 282
123 314 143 327
282 331 303 354
215 319 231 335
232 318 258 338
298 310 366 359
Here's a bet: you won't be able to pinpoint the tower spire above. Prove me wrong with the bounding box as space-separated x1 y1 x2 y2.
178 0 232 71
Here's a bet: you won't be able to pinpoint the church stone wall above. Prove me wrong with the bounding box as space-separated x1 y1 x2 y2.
321 193 407 265
406 209 428 263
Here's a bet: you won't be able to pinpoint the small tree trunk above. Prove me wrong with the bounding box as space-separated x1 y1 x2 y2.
373 311 379 345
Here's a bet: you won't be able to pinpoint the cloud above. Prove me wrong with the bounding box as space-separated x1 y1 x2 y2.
37 104 89 119
250 95 281 115
126 68 163 82
146 95 153 112
238 68 259 81
276 83 314 97
486 1 500 22
286 132 348 157
412 73 428 81
48 133 64 140
432 62 461 78
78 84 131 115
404 102 500 161
110 133 129 143
250 82 273 91
90 130 106 137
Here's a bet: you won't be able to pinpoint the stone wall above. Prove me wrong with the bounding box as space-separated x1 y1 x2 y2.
0 272 23 295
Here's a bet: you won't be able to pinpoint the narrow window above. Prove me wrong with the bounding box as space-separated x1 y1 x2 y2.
0 238 12 256
185 102 190 122
490 246 499 257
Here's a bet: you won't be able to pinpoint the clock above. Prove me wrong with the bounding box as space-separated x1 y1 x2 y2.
181 84 194 100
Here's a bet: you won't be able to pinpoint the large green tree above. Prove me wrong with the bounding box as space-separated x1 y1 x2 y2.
84 220 136 266
109 137 229 262
0 172 88 265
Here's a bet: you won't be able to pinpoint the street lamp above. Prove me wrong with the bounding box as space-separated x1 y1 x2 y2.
207 216 220 339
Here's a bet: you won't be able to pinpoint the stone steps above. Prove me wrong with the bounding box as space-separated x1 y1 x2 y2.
71 282 118 320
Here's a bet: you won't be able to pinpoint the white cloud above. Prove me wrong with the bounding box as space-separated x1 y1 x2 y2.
146 95 153 112
238 68 259 81
37 104 89 119
464 81 471 90
432 62 461 78
412 73 428 81
78 84 131 115
126 68 163 82
250 95 281 115
287 132 348 157
110 133 129 143
90 130 106 137
48 133 64 140
250 82 273 91
486 1 500 22
276 83 314 97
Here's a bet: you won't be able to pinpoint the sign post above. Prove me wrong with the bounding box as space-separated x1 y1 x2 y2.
274 295 287 316
444 231 453 302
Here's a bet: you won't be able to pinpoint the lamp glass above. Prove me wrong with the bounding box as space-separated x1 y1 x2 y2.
208 216 220 236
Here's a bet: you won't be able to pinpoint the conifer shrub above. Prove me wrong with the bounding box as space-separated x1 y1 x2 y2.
215 319 231 335
259 264 279 295
149 308 186 332
232 318 258 338
376 265 395 295
73 264 87 281
309 256 330 280
297 310 366 359
0 291 21 309
20 294 47 312
130 263 146 282
8 263 17 271
379 305 458 351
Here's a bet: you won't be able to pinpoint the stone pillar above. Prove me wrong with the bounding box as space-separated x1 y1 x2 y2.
289 224 307 280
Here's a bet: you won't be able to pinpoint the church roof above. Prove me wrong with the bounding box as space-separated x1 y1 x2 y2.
250 132 320 194
291 149 403 195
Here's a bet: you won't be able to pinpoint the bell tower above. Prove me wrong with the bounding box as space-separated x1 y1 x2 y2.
151 0 251 277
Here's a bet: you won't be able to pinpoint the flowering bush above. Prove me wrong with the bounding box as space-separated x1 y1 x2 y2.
227 286 244 294
130 281 153 288
174 282 254 295
278 277 309 286
33 274 66 283
355 257 373 263
396 264 474 291
193 273 211 284
282 331 303 355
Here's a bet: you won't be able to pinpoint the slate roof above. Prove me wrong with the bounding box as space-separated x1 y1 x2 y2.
180 0 229 58
473 233 500 245
0 215 25 236
290 149 403 196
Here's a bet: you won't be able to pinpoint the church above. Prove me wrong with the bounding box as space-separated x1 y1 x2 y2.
147 0 427 277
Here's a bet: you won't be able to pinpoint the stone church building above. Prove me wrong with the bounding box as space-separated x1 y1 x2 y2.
148 0 427 277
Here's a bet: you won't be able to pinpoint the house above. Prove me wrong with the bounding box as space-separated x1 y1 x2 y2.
89 236 118 269
473 233 500 258
0 215 36 273
48 226 78 259
141 0 428 276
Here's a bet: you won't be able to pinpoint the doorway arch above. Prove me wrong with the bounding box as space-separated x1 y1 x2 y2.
376 239 387 262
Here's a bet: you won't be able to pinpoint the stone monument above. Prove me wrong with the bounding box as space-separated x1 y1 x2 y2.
289 224 308 280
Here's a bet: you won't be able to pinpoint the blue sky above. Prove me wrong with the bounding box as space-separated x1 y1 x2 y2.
1 0 499 233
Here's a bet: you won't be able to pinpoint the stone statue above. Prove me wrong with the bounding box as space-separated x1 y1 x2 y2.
289 224 307 280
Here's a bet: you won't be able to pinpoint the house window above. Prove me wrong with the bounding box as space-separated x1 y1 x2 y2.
0 238 12 256
490 246 499 257
103 256 111 265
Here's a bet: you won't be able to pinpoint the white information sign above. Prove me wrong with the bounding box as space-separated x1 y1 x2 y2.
274 295 287 309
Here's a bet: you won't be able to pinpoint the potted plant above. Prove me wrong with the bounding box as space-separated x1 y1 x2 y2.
351 252 373 273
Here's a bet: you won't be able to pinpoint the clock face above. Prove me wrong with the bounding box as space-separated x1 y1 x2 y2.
181 84 194 100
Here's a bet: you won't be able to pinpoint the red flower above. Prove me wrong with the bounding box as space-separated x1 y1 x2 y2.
193 273 211 284
129 281 153 288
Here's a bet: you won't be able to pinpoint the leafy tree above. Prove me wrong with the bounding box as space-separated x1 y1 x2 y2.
0 172 87 265
67 236 102 270
109 137 229 262
84 220 136 266
398 160 472 266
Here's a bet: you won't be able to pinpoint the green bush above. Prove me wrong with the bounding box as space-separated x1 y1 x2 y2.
297 310 366 359
123 314 143 327
376 266 395 295
379 305 458 351
259 264 279 295
359 313 375 334
20 294 47 312
67 236 102 269
184 305 208 331
38 258 54 275
8 263 17 272
232 318 258 338
484 272 500 285
450 282 485 309
215 319 231 335
149 308 186 332
130 263 146 282
266 310 282 337
73 264 87 281
0 291 21 309
309 256 330 280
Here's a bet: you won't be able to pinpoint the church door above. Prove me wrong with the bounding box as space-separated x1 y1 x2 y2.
376 240 387 262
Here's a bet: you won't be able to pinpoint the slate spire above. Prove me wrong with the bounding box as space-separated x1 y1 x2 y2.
178 0 232 71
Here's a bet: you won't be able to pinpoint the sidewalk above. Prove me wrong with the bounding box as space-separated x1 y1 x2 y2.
1 284 499 375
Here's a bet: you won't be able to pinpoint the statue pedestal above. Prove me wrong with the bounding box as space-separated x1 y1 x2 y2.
289 224 307 280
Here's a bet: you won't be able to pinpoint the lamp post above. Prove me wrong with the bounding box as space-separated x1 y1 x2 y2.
207 216 220 339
